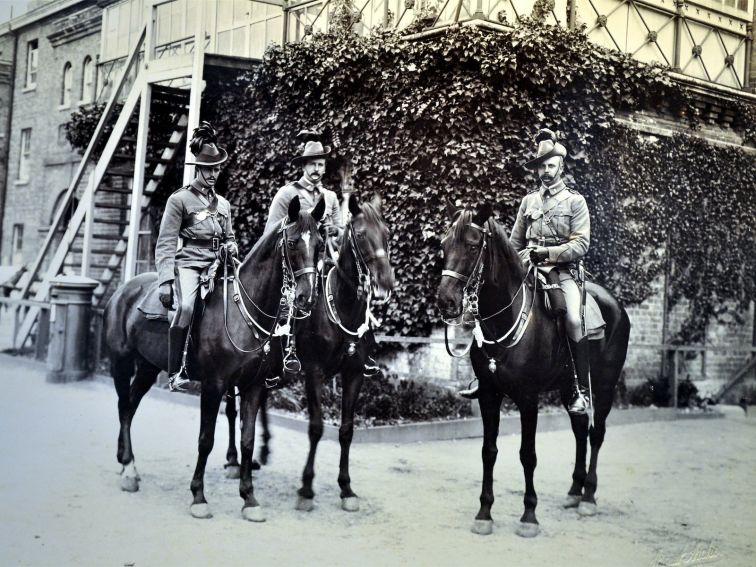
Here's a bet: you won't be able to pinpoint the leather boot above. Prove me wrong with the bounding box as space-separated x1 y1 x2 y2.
567 337 590 415
168 325 190 392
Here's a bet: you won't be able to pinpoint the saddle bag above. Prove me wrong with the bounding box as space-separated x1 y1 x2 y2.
540 270 567 318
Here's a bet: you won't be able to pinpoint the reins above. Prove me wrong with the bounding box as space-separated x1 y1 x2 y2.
442 219 536 358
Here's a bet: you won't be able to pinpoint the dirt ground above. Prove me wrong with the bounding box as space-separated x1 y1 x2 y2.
1 356 754 567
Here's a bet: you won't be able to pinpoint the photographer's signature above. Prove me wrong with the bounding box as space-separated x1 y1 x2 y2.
656 542 721 566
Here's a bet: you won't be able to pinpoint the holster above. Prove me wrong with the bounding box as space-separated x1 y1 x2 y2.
545 270 567 318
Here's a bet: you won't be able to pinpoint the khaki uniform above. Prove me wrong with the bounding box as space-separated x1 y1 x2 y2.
509 180 590 340
155 185 236 327
264 178 342 235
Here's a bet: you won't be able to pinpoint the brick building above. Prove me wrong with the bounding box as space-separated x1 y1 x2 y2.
0 0 102 268
0 0 753 401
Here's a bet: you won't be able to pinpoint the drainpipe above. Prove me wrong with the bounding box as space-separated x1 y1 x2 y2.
0 29 18 261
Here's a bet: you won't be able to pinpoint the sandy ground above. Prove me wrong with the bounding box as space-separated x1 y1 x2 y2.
1 356 754 567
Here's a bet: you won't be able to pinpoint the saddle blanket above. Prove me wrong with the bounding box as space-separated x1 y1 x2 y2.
584 292 605 341
136 280 175 322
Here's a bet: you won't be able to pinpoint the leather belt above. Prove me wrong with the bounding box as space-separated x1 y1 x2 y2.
184 237 222 251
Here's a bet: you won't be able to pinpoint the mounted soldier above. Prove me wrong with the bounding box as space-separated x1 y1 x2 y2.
264 130 379 378
155 121 238 391
264 131 343 243
460 129 594 415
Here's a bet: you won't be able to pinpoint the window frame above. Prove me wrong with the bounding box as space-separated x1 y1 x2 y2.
18 128 32 182
25 39 38 89
60 62 73 108
80 56 95 104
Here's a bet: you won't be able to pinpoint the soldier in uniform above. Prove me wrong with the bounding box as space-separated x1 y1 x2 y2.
155 122 238 391
264 137 343 239
461 129 590 415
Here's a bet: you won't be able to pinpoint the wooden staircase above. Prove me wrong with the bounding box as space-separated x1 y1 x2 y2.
12 26 193 349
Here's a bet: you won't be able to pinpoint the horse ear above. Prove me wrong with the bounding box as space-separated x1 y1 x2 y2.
446 197 461 220
472 201 493 225
311 195 326 222
370 193 382 210
288 195 301 223
348 194 361 217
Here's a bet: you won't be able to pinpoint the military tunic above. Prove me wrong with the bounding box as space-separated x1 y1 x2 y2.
155 185 236 286
264 178 342 235
509 179 590 340
509 179 589 270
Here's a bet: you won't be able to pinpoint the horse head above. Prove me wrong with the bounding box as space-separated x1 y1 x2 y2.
346 194 395 301
280 195 326 312
436 200 496 320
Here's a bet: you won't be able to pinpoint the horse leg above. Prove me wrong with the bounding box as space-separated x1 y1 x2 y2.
116 357 159 492
296 369 325 511
239 382 266 522
578 405 610 517
224 387 241 479
338 369 364 512
257 388 271 467
516 401 540 537
562 386 589 508
189 379 224 519
472 391 503 535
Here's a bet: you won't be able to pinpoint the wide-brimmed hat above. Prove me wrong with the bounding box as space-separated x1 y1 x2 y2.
522 129 567 171
291 140 331 166
185 142 228 166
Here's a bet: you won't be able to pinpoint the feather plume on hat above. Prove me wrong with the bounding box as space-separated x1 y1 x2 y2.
185 121 228 166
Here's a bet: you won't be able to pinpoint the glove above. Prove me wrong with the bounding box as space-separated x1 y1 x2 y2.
324 225 339 237
529 247 549 265
159 282 174 309
225 241 239 257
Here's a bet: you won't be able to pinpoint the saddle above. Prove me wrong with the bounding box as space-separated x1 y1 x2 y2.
527 268 606 341
137 260 222 322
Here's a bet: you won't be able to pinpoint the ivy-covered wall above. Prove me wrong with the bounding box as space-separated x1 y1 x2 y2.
199 21 755 344
65 21 756 350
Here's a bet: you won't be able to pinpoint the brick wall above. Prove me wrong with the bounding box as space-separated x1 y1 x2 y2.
0 3 102 266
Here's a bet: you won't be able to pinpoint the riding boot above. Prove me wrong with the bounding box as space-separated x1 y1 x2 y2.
168 325 190 392
363 356 380 377
567 337 590 415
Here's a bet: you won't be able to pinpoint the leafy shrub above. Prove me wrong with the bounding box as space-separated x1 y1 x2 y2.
268 370 472 425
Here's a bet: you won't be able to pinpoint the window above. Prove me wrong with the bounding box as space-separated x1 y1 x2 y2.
25 39 38 88
81 56 94 103
18 128 31 182
11 224 24 265
60 62 72 107
57 124 69 146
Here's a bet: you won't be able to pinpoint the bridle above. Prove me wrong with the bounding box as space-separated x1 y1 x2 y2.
441 218 535 358
222 221 318 355
323 222 390 338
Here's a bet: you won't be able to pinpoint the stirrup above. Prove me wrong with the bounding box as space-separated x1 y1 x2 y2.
265 375 281 389
168 372 190 392
363 356 380 377
458 379 479 400
567 391 589 415
283 353 301 375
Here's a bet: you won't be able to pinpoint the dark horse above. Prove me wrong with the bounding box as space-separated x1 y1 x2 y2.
252 194 394 513
104 196 325 521
436 202 630 537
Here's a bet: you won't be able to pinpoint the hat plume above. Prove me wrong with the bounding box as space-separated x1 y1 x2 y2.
190 121 218 156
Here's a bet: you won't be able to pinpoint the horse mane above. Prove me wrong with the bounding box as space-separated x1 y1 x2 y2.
339 200 389 249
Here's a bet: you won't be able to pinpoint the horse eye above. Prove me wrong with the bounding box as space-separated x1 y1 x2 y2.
287 240 296 249
355 232 365 240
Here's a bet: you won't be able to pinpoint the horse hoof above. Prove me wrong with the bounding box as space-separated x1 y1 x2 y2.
225 465 241 479
251 460 261 471
471 519 493 535
341 497 360 512
577 501 598 517
563 494 581 508
242 506 266 523
190 503 213 519
295 497 314 512
120 476 139 493
516 521 540 538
